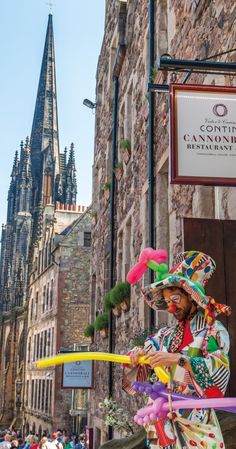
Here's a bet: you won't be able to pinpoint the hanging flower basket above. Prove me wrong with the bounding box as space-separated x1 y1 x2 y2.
100 328 108 339
112 304 122 317
94 312 109 339
84 323 95 342
120 296 130 312
110 281 131 313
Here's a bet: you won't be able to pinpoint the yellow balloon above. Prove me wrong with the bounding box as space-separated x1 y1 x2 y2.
37 352 169 384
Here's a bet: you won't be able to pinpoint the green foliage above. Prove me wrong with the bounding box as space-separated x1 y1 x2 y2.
119 138 131 151
84 323 95 338
94 312 109 331
110 281 130 306
104 291 113 311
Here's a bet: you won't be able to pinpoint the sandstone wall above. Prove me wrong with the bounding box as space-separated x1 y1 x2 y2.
90 0 236 445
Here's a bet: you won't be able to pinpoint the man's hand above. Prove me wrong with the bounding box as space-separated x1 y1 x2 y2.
147 351 180 368
129 347 147 367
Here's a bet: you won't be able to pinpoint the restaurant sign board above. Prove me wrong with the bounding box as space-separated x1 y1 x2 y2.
170 84 236 185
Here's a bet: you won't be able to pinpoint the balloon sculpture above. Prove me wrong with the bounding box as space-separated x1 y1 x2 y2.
37 352 236 420
36 351 170 384
132 381 236 426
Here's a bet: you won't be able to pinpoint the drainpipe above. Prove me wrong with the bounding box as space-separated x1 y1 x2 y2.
108 76 118 440
108 3 127 440
148 0 155 328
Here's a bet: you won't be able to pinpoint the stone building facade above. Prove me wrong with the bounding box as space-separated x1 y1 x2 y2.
24 206 91 436
0 14 89 430
89 0 236 447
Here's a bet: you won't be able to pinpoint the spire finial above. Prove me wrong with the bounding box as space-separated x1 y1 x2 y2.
46 1 54 14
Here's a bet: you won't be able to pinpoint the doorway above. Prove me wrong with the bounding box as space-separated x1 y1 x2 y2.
184 217 236 396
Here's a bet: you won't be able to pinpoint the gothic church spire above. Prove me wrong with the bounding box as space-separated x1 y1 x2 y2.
30 14 60 207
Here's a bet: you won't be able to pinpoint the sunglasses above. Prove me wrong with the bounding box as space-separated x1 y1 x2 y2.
164 294 183 305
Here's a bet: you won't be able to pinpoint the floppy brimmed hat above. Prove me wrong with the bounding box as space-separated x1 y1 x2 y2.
127 248 231 323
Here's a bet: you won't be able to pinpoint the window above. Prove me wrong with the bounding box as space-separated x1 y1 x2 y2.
45 380 49 413
34 380 38 410
43 330 47 357
39 333 43 359
35 292 38 320
84 232 91 247
31 380 34 409
33 335 36 361
104 255 110 292
38 379 41 410
30 298 34 320
27 337 31 363
51 328 54 356
36 334 40 360
50 280 53 307
46 283 49 309
47 329 51 357
49 380 52 414
25 380 29 407
42 285 46 313
41 379 45 412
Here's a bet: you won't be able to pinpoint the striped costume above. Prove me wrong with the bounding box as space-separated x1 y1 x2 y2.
123 311 230 449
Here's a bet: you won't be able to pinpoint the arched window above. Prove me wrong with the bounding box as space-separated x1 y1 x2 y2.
5 334 11 369
18 332 25 366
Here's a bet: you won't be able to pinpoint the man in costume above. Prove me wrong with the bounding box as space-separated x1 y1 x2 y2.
123 250 231 449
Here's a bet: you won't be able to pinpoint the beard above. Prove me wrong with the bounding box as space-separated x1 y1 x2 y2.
173 302 194 321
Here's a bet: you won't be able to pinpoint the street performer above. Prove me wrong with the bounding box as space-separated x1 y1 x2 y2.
123 249 231 449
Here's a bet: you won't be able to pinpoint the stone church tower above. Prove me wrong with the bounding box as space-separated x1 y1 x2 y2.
0 14 78 428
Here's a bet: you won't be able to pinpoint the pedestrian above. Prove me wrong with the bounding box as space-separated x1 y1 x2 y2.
0 433 6 444
17 439 24 449
51 434 62 449
0 434 12 449
61 437 71 449
125 249 231 449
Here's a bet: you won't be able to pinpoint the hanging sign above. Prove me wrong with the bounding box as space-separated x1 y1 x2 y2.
62 360 94 389
170 84 236 185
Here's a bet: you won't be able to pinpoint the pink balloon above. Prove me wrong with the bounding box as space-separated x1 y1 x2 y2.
150 413 157 420
139 248 167 264
143 416 150 424
126 262 146 284
170 397 236 411
127 248 168 284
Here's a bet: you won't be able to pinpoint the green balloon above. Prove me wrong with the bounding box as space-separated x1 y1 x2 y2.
160 273 170 280
158 263 168 274
147 260 159 272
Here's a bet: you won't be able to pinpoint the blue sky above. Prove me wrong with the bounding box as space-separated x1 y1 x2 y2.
0 0 105 225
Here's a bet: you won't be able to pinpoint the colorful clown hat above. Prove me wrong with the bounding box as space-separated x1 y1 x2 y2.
127 249 231 323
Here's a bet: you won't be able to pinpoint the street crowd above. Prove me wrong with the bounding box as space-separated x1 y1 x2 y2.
0 430 86 449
